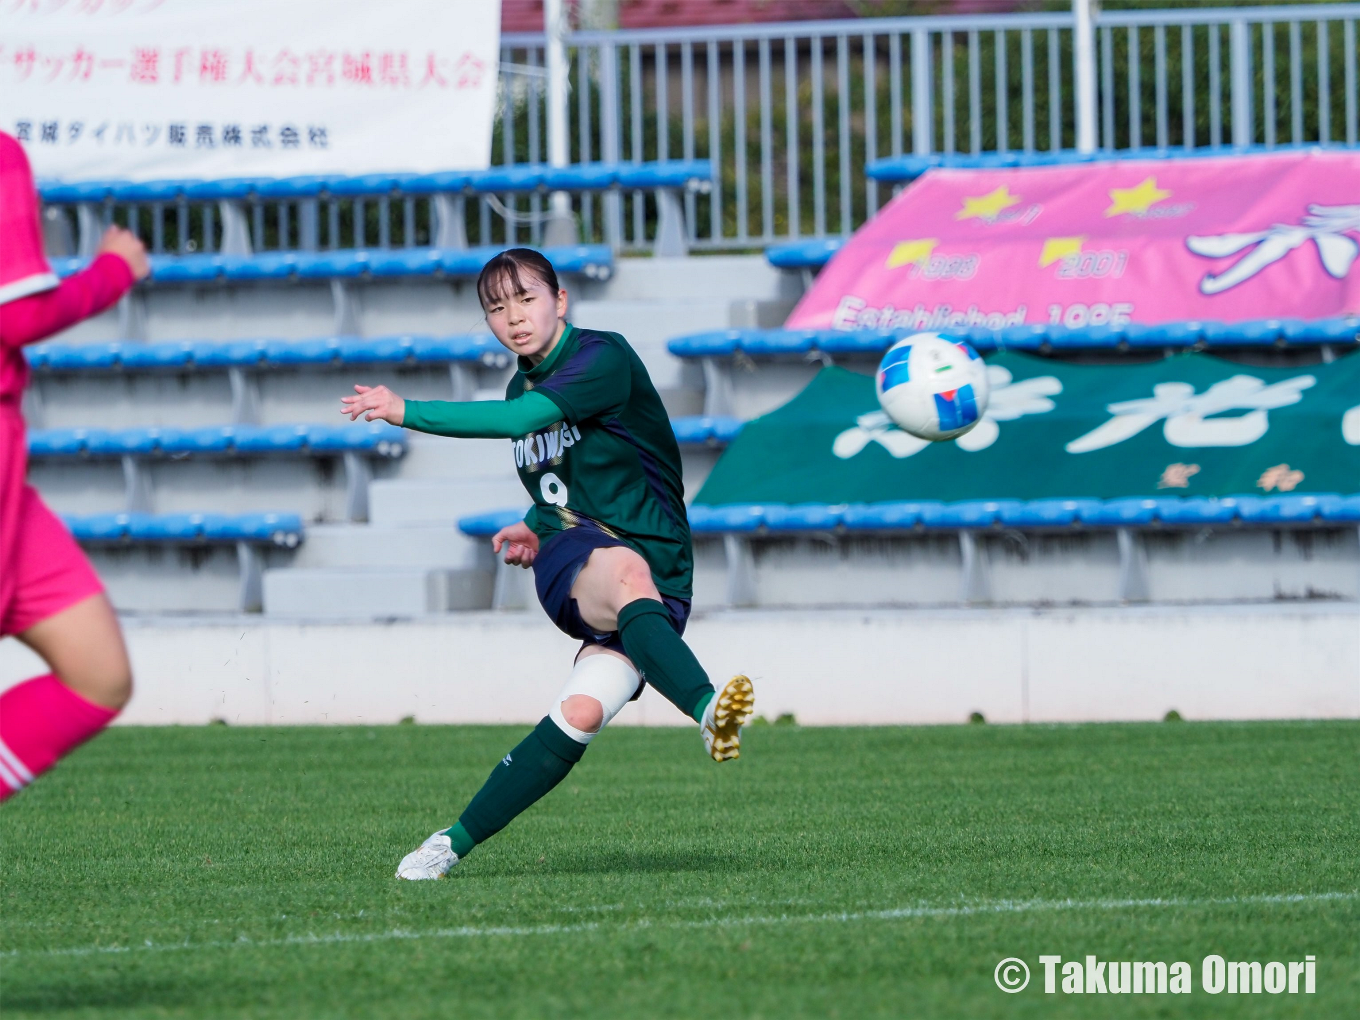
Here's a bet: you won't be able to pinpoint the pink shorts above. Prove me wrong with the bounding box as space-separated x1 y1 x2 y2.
0 485 103 637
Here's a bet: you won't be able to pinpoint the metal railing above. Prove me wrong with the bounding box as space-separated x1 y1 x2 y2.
56 4 1359 259
498 2 1358 251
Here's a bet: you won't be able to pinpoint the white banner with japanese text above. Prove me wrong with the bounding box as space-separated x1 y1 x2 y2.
2 0 500 181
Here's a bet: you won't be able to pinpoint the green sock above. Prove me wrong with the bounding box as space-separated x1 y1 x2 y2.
457 717 587 845
617 598 716 723
440 821 477 858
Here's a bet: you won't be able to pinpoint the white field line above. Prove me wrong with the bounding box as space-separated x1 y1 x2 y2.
3 890 1354 961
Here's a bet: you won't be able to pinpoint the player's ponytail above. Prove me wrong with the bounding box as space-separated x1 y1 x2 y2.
476 248 561 310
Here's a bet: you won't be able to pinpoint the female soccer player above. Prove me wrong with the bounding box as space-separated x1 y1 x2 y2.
0 131 150 800
340 247 754 880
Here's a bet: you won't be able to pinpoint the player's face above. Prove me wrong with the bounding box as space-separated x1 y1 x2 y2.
484 276 568 363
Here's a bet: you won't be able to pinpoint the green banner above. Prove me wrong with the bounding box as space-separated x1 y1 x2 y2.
696 352 1360 505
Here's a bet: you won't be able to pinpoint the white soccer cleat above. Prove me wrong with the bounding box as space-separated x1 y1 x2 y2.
702 674 755 762
395 831 458 880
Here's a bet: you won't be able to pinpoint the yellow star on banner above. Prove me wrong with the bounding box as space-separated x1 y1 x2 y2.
886 239 938 269
956 186 1021 221
1039 236 1086 267
1105 176 1171 217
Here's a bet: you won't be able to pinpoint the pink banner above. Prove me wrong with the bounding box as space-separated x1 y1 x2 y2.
787 150 1360 332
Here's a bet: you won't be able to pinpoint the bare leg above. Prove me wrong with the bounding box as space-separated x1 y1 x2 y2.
561 645 636 734
570 545 661 633
16 593 133 710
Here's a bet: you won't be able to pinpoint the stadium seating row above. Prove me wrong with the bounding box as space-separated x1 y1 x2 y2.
668 320 1360 357
38 160 715 205
27 421 405 459
460 494 1360 537
26 334 511 372
65 511 304 545
28 418 738 458
49 244 615 285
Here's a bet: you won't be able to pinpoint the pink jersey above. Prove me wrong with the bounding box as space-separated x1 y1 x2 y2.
1 130 134 629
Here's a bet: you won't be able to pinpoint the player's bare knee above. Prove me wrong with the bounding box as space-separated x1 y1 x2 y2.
613 550 659 603
561 694 605 733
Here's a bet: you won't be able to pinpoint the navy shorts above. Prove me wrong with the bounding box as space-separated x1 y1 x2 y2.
533 524 691 658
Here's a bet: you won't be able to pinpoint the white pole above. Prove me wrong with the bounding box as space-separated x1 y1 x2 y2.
1074 0 1098 153
543 0 577 244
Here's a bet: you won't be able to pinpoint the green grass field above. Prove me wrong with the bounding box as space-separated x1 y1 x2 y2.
3 720 1357 1019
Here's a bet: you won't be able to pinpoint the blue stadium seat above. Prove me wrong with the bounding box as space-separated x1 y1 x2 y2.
741 330 818 356
182 177 273 200
997 324 1049 350
255 176 331 199
471 165 547 193
1280 317 1360 344
115 179 199 202
65 513 130 541
1155 497 1240 524
304 422 406 456
118 341 194 370
999 498 1102 527
542 163 619 190
458 508 529 537
615 160 714 189
920 500 1021 528
1079 497 1161 526
198 512 303 546
51 256 85 278
841 501 932 530
687 503 767 533
336 335 416 364
762 503 846 531
327 173 409 197
410 334 511 366
1236 493 1337 524
189 338 268 367
220 253 300 281
232 424 309 453
42 342 122 371
367 249 445 277
126 512 204 541
666 331 742 358
817 330 898 355
765 237 845 269
402 171 472 195
26 428 88 457
84 426 162 457
295 250 370 279
148 254 224 283
158 426 236 456
1320 495 1360 522
263 336 339 366
671 416 715 445
710 417 745 444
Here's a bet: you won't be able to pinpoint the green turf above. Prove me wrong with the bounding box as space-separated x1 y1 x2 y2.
2 720 1357 1019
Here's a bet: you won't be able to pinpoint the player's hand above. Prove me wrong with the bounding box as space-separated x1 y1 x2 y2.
341 384 405 425
97 225 150 281
492 521 539 568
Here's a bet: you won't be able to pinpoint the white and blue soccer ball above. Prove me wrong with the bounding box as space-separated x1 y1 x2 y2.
875 332 990 441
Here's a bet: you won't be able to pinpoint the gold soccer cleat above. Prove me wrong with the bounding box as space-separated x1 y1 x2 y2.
702 675 755 762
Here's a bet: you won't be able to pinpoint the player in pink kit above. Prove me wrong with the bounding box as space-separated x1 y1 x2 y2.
0 131 150 800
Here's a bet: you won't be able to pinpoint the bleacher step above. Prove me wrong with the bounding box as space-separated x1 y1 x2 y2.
368 478 529 526
291 523 485 570
262 567 493 617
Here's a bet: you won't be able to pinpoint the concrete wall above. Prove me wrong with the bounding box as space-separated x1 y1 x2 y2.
3 603 1355 726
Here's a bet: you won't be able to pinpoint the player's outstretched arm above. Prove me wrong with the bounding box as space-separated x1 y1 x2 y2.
342 385 562 438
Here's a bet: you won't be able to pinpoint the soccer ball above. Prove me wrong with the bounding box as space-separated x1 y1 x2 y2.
875 333 990 441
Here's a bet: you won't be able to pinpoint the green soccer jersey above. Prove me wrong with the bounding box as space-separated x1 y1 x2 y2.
507 323 693 598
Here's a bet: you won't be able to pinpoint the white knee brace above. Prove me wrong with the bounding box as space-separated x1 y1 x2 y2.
548 653 642 745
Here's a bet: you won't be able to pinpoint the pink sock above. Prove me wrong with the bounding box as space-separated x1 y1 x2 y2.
0 673 118 800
